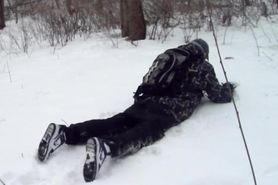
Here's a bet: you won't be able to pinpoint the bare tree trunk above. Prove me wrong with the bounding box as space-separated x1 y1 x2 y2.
127 0 146 40
95 0 104 16
261 2 268 17
243 0 251 6
120 0 146 41
14 0 19 23
120 0 129 37
0 0 5 29
66 0 75 15
222 1 232 26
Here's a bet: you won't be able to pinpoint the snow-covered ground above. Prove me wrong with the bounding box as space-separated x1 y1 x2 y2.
0 17 278 185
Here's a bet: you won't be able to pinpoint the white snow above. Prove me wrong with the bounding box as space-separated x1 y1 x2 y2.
0 17 278 185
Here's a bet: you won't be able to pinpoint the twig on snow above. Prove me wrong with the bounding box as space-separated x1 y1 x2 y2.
6 59 12 83
61 119 69 126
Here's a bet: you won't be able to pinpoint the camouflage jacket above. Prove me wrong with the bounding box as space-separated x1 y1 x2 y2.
134 43 233 123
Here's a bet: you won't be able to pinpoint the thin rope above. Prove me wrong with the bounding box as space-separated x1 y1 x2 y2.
0 178 5 185
206 1 258 185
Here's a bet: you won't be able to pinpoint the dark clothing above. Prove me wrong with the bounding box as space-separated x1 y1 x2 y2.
134 42 233 122
65 41 233 157
65 103 176 157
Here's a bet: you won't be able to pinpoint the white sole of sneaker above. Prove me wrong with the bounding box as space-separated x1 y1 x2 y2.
38 123 62 162
83 138 100 182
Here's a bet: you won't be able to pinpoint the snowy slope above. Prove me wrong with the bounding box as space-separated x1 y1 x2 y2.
0 17 278 185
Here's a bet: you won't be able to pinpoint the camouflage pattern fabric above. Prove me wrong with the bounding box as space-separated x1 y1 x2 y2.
134 42 233 123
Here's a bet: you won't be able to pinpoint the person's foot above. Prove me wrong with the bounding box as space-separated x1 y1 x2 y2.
83 137 111 182
38 123 66 162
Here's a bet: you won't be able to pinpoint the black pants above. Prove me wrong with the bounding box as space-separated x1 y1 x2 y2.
64 103 177 157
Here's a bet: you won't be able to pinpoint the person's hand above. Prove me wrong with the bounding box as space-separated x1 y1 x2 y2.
223 82 237 92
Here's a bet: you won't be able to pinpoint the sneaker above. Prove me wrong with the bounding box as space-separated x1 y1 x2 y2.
83 137 111 182
38 123 66 162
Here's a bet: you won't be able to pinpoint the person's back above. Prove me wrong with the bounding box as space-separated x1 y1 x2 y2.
134 39 234 122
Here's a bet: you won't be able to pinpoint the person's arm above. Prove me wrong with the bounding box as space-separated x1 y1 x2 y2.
201 62 234 103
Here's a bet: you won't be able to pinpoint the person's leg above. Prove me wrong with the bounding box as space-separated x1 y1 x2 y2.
82 105 177 182
65 111 140 145
38 104 143 162
82 117 170 182
106 115 175 157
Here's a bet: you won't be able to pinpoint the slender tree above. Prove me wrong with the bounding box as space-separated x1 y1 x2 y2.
243 0 251 6
0 0 5 29
120 0 129 37
120 0 146 41
261 1 268 17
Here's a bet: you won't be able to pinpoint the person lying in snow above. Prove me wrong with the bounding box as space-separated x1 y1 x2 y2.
37 39 235 182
